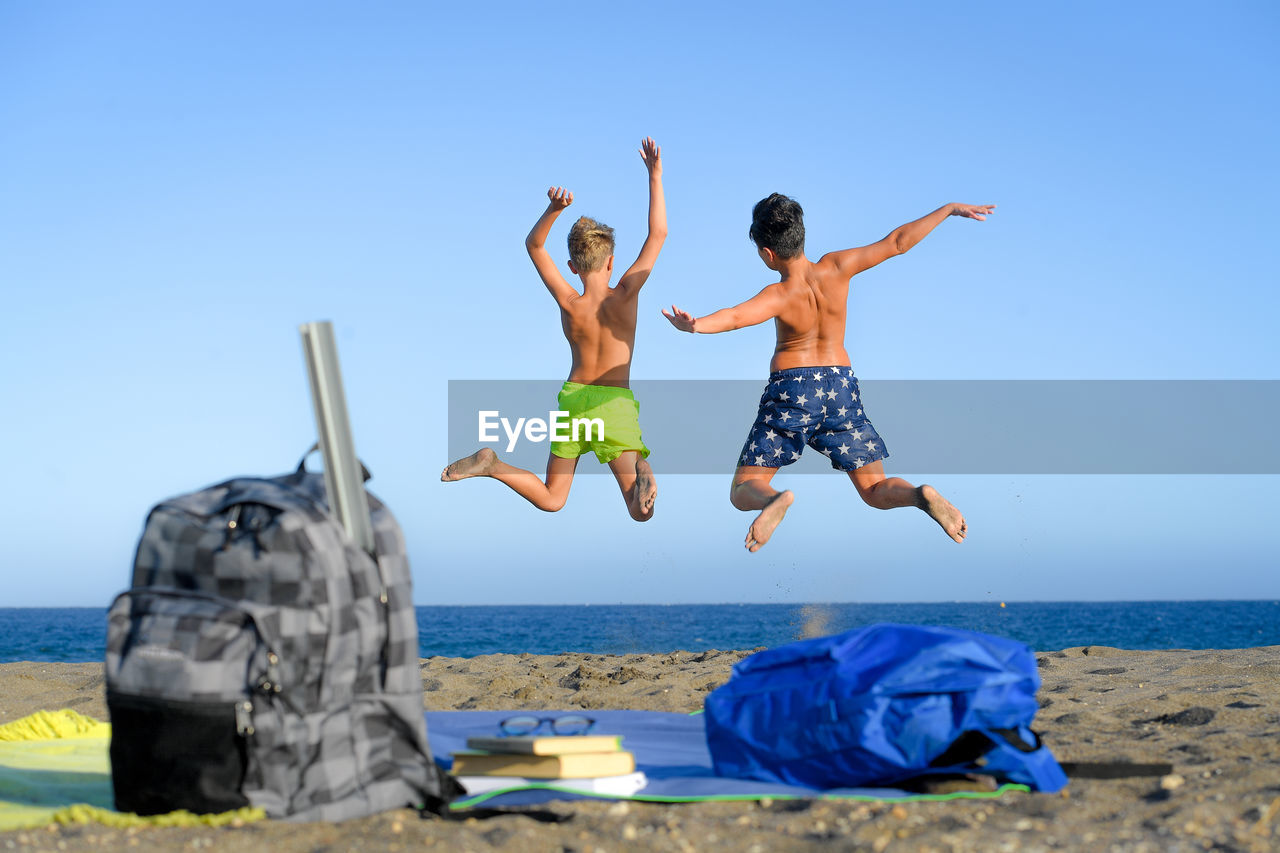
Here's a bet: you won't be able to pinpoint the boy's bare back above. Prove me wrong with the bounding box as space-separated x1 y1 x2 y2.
555 263 643 387
752 259 854 372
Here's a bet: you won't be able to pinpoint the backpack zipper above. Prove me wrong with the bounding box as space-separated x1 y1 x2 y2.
235 701 255 736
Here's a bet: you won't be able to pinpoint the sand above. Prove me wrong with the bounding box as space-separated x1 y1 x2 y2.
2 645 1278 852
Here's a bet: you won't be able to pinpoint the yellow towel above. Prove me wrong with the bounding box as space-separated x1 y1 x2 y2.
0 709 110 742
0 710 265 831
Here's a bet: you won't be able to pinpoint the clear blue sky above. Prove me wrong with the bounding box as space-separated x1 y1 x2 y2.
2 2 1277 606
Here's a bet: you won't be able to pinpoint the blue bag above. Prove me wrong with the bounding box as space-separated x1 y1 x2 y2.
703 623 1068 792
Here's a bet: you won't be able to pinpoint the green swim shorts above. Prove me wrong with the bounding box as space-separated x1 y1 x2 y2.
550 381 651 464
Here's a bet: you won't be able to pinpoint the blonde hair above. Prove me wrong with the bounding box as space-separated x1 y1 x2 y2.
567 216 615 272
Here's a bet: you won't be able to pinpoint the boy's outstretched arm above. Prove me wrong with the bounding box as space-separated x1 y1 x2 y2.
526 186 579 308
617 137 667 295
662 284 786 334
828 203 996 278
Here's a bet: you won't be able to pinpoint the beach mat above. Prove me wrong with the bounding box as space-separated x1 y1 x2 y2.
0 711 262 831
2 709 1029 825
427 710 1030 810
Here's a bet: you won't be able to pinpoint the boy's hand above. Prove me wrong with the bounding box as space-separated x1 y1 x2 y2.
547 186 574 210
662 305 695 333
950 203 996 220
639 137 662 177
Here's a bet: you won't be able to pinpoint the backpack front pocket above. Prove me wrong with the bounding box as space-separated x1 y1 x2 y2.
106 589 280 815
107 693 252 815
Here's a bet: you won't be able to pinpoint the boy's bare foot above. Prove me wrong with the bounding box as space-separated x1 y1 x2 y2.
441 448 498 482
635 457 657 513
917 485 967 543
745 490 794 552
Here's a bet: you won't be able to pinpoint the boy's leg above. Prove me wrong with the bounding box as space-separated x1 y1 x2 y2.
607 451 656 522
731 465 794 552
441 448 578 512
847 461 967 542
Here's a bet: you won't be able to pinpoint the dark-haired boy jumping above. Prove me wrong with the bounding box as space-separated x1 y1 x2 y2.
663 194 993 551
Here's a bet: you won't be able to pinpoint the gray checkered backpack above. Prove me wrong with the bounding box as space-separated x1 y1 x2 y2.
105 461 461 820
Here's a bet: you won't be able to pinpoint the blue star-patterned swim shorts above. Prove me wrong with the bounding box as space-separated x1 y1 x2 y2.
738 365 889 471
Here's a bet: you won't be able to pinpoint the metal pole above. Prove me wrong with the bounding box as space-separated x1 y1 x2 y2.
299 321 376 555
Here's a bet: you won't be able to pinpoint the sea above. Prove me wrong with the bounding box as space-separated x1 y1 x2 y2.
1 601 1278 663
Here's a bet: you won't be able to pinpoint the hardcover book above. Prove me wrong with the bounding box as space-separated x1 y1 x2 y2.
464 734 623 755
450 750 636 779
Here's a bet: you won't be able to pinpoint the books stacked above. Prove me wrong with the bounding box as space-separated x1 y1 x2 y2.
452 733 646 797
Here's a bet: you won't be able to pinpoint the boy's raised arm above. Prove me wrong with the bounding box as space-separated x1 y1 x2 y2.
526 186 579 307
828 203 996 278
662 284 786 335
617 137 667 295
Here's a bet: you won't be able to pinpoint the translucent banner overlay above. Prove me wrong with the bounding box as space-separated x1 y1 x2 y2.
447 380 1280 474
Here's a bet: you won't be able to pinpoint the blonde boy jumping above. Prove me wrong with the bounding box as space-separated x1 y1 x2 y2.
442 138 666 521
664 193 992 550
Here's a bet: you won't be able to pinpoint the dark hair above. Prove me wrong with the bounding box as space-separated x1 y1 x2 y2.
749 193 805 258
